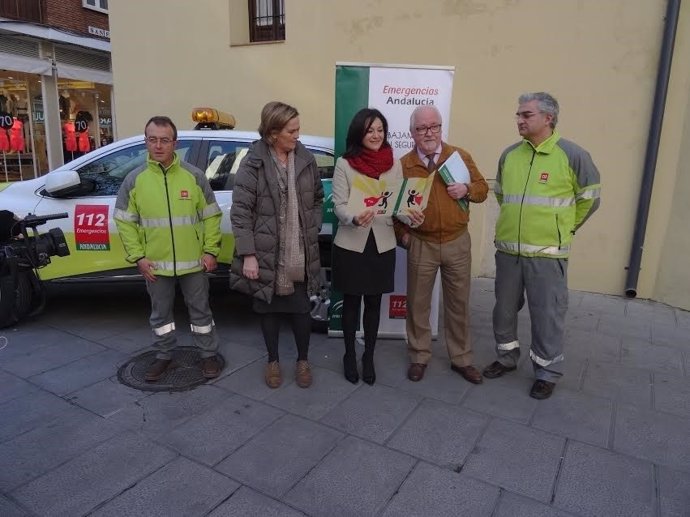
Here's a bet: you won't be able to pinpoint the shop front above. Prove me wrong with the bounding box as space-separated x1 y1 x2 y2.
0 24 113 182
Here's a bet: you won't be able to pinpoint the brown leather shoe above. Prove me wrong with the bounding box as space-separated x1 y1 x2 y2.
451 364 483 384
482 361 517 379
295 360 312 388
407 363 427 382
265 361 282 389
201 355 221 379
529 380 556 400
145 358 172 382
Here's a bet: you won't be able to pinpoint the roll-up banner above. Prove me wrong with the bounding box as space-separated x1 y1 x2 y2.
330 62 455 339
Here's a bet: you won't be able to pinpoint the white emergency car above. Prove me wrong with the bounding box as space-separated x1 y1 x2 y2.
0 108 336 327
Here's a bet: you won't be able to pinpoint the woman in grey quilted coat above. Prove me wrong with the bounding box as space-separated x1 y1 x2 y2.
230 101 323 389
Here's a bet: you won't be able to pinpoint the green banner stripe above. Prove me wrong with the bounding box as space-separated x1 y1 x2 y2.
334 65 370 158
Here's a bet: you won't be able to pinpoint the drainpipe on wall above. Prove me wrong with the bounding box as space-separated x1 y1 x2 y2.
624 0 681 298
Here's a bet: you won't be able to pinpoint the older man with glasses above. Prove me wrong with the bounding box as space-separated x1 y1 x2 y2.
395 105 488 385
114 116 223 382
484 92 601 400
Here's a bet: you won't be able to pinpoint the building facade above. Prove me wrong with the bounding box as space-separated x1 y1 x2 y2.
108 0 690 309
0 0 113 181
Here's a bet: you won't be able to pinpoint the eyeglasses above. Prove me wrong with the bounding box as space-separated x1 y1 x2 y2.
145 136 175 145
515 111 541 121
414 124 442 135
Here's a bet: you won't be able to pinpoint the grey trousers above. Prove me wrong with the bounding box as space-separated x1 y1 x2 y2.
146 272 218 359
492 251 568 382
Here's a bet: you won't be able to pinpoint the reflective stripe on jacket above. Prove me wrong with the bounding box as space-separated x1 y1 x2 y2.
114 153 222 276
495 131 601 258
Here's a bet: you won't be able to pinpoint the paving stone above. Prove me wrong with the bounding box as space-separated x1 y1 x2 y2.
46 316 132 342
215 414 343 498
0 389 86 443
28 349 127 396
90 456 239 517
97 327 156 355
320 383 421 444
387 398 487 468
362 339 410 387
391 357 472 405
463 419 565 502
0 327 82 361
531 388 613 447
215 359 291 400
381 461 499 517
105 384 228 435
564 310 601 332
0 370 39 404
66 376 150 417
651 323 688 348
674 309 690 329
582 362 653 407
0 412 122 491
657 466 690 517
0 338 106 378
11 431 177 517
462 374 537 424
614 404 690 472
264 366 359 420
564 328 621 363
284 435 416 517
578 293 626 317
159 394 284 466
494 491 575 517
0 495 29 517
554 441 654 517
208 486 304 517
653 372 690 419
620 338 684 375
210 340 267 381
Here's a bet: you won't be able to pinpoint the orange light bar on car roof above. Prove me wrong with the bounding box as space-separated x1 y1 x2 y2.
191 107 236 129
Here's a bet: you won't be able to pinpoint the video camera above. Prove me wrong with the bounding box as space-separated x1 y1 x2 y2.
0 212 70 328
0 212 70 271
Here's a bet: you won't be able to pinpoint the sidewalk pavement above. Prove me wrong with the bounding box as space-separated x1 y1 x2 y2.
0 278 688 517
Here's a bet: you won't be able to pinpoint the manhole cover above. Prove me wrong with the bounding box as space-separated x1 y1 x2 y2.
117 347 225 392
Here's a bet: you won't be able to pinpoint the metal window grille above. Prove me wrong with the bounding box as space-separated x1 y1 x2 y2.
249 0 285 42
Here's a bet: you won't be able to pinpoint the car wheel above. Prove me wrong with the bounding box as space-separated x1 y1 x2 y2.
14 271 34 320
0 275 19 328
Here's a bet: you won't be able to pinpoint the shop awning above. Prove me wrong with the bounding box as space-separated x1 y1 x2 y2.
0 52 52 75
56 63 112 85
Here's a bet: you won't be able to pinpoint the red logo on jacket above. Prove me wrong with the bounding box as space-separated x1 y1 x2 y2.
180 190 189 199
539 172 549 184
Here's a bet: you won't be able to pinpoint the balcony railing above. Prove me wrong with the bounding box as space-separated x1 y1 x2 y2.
0 0 44 23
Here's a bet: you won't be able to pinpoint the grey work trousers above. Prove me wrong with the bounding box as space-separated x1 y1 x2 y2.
146 271 218 360
492 251 568 383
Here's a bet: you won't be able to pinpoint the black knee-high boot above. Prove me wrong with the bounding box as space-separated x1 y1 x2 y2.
342 294 360 384
361 294 382 385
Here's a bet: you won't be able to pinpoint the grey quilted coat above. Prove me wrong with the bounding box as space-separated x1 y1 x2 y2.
229 139 324 303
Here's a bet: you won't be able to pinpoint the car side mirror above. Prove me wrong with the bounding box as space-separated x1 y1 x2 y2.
44 170 83 197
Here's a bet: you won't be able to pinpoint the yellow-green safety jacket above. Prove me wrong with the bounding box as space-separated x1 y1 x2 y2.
114 153 222 276
495 131 601 258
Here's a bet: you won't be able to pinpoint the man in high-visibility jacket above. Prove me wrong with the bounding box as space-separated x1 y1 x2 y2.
114 116 223 382
483 92 601 400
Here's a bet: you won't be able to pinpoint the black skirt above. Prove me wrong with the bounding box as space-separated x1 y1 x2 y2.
253 281 311 314
331 230 395 296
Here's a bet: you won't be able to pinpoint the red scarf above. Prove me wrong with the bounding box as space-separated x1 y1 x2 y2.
345 145 394 179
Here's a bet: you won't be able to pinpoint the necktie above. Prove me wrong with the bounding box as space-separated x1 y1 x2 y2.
426 154 436 172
